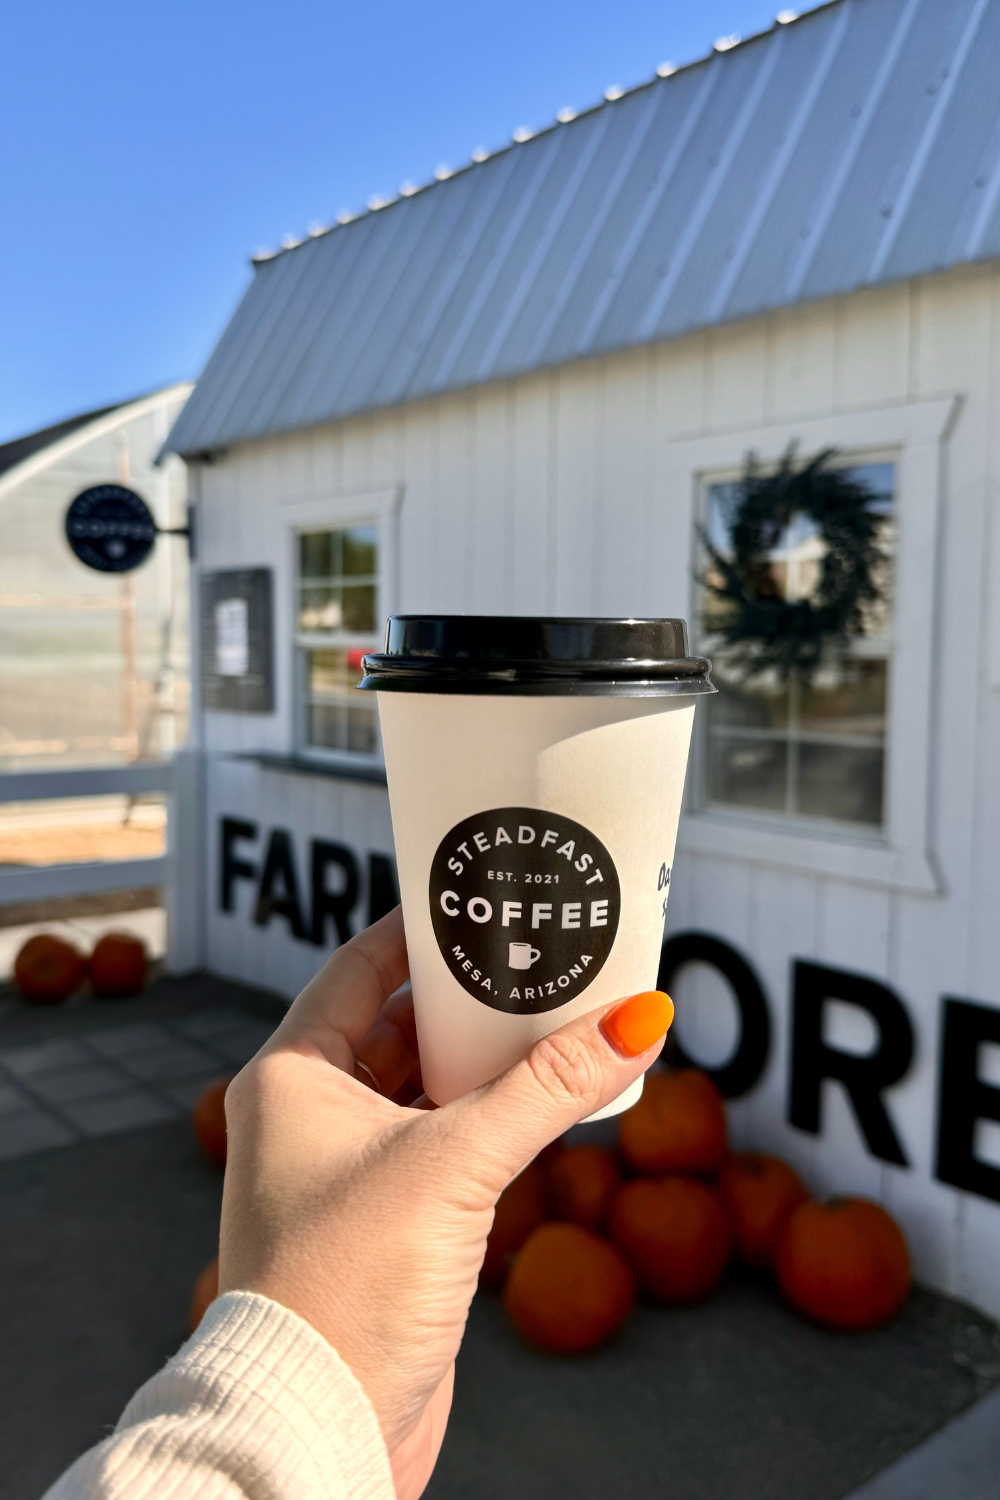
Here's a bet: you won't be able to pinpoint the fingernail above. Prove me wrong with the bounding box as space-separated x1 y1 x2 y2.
599 991 674 1058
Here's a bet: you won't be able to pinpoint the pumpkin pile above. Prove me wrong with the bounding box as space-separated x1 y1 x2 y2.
487 1067 911 1355
13 934 88 1006
89 932 148 997
11 929 148 1004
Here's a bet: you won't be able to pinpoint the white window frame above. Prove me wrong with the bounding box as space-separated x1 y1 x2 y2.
278 487 402 768
660 398 960 895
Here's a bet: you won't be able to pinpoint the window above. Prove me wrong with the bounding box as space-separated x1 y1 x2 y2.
295 525 379 757
698 463 895 830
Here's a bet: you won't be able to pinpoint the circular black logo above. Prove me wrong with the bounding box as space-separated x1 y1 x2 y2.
429 807 621 1015
65 486 157 573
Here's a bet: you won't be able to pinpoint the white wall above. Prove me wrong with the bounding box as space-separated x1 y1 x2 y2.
189 262 1000 1315
203 757 395 1000
0 388 192 766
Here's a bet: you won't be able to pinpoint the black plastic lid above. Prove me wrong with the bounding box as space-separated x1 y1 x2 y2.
359 616 715 696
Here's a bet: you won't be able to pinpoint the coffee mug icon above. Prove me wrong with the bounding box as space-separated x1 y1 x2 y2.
508 941 541 970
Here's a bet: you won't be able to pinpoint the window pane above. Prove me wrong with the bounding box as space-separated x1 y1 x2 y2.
797 743 884 825
299 586 342 633
342 584 376 632
705 482 741 554
342 526 377 577
705 469 894 631
304 648 376 754
307 647 366 695
702 464 894 830
706 734 788 811
297 526 378 638
862 518 896 638
300 531 333 580
308 649 339 694
308 701 346 750
347 708 377 754
799 660 887 739
297 523 378 756
709 660 790 732
702 551 738 635
842 463 894 510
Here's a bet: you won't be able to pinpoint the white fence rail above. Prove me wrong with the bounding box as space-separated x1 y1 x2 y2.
0 762 174 907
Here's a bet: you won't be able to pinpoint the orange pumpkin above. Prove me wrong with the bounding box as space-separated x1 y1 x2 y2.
504 1222 635 1354
776 1197 911 1331
89 931 148 997
718 1152 809 1268
536 1136 566 1171
189 1255 220 1332
193 1076 233 1169
609 1174 731 1303
480 1161 548 1291
13 933 87 1005
547 1144 620 1231
618 1069 727 1175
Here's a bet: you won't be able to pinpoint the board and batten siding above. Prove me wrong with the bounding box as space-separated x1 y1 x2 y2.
188 260 1000 1314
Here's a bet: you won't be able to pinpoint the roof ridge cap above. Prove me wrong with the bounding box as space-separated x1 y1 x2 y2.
250 4 832 266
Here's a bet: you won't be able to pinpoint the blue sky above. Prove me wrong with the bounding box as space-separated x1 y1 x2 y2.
2 0 794 443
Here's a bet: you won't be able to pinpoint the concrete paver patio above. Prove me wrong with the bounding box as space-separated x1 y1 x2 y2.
1 971 997 1500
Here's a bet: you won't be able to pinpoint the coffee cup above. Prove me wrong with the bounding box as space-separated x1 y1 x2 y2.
360 617 713 1119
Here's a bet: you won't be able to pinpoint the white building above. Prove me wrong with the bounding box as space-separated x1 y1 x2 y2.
0 384 192 769
164 0 1000 1314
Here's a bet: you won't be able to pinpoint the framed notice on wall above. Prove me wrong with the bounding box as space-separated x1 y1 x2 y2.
201 569 274 713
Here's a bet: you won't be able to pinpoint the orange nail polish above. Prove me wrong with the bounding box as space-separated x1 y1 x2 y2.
599 991 674 1058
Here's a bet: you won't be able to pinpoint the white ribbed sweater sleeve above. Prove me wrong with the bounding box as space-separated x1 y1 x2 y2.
44 1291 397 1500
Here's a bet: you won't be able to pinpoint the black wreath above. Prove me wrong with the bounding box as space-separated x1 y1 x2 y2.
699 445 887 681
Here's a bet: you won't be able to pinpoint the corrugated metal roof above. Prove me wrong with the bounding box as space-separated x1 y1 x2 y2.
166 0 1000 458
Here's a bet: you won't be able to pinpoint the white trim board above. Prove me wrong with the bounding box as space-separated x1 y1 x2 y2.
0 856 167 905
0 763 174 804
678 812 939 894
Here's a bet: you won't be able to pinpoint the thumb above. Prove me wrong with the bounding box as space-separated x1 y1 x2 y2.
439 990 674 1189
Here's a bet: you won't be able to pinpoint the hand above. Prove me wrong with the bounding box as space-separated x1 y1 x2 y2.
219 908 671 1500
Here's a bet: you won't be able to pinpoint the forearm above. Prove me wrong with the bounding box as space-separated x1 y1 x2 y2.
44 1292 396 1500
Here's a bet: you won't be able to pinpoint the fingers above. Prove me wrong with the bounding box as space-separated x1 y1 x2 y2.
438 991 673 1190
272 906 410 1071
354 989 421 1100
388 1062 424 1107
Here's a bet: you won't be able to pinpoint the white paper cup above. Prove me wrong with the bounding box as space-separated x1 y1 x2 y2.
361 617 714 1119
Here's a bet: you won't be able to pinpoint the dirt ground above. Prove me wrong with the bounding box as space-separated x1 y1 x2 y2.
1 972 998 1500
0 798 165 867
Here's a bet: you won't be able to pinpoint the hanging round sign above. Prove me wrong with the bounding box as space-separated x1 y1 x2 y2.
64 485 158 573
